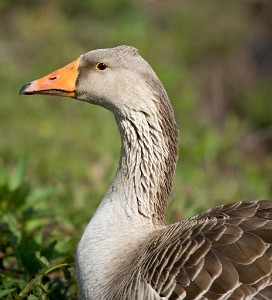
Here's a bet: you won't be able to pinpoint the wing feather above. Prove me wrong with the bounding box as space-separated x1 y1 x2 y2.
110 201 272 299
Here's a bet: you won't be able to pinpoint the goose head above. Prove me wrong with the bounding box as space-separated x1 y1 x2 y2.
20 45 179 226
20 45 165 118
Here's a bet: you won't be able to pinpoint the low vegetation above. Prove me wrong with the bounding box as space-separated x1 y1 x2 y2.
0 1 271 298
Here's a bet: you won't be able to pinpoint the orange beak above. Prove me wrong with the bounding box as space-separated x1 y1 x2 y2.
19 57 80 97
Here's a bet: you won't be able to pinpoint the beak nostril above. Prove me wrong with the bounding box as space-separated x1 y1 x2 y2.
49 76 58 80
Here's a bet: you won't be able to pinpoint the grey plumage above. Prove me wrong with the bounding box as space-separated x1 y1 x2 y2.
109 200 272 299
20 46 272 299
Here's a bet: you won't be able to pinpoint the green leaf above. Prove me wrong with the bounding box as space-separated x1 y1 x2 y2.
11 182 31 210
41 240 57 261
17 233 41 275
0 288 16 298
35 251 49 269
27 295 39 300
8 159 27 192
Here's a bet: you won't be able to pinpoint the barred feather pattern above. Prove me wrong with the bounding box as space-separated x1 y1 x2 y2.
117 92 178 226
113 58 179 227
108 200 272 299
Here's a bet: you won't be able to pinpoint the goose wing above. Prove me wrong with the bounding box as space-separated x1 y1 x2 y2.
122 200 272 300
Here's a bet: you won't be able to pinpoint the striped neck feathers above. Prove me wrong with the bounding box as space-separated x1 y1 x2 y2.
115 87 179 226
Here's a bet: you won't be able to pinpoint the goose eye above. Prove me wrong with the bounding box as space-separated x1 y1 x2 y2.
96 62 107 70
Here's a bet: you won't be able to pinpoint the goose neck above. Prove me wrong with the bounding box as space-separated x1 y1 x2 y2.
115 100 179 226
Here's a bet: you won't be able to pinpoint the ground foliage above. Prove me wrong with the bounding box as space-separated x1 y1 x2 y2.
0 0 272 298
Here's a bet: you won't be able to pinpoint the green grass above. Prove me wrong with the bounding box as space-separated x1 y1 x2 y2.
0 1 271 298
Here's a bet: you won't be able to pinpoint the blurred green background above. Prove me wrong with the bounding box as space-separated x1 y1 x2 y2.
0 0 272 298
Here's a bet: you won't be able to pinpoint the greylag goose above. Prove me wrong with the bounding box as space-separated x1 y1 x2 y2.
20 46 272 300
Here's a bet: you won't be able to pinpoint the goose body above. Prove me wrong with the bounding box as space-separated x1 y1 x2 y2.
20 46 272 300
